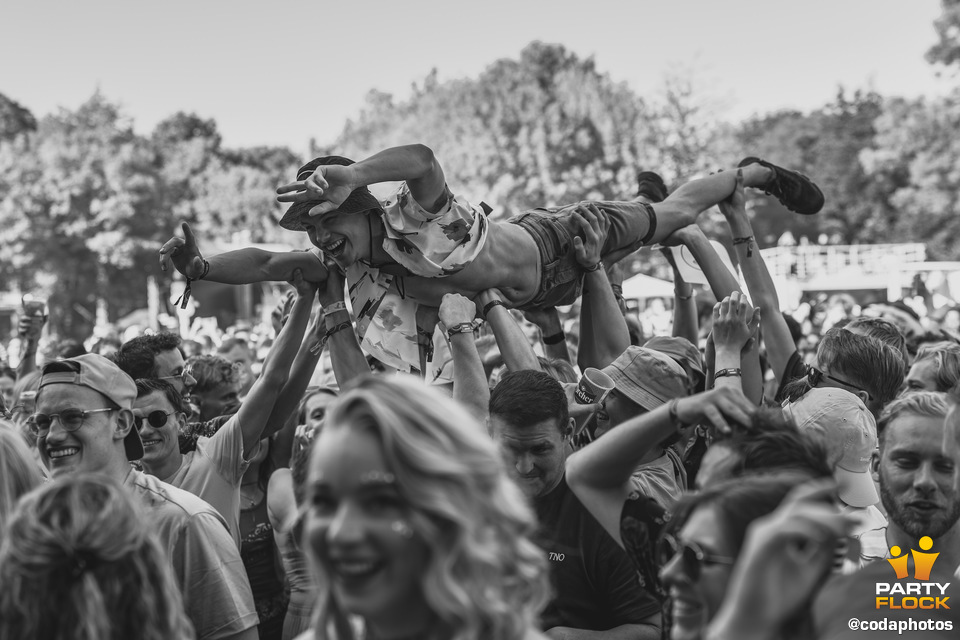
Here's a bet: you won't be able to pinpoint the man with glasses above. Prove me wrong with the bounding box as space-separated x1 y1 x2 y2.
132 280 316 546
35 354 259 640
114 332 197 397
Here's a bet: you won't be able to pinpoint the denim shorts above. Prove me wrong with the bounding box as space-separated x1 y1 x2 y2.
510 200 657 310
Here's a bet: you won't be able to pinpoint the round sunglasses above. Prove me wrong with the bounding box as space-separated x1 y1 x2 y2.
134 410 177 430
659 533 736 581
29 408 115 437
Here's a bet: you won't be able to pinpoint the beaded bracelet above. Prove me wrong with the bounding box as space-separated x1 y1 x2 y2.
714 368 743 379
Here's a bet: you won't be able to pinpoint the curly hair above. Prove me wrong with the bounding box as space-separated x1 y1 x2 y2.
113 333 183 380
0 474 194 640
307 375 548 640
184 354 240 395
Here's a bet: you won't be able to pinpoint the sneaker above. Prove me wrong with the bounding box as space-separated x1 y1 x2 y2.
737 157 824 215
635 171 668 203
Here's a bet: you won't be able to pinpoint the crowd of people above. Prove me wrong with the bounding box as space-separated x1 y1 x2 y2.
1 143 959 640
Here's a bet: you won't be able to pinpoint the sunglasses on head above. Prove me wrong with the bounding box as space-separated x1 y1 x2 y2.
807 367 873 401
659 533 735 581
134 410 176 430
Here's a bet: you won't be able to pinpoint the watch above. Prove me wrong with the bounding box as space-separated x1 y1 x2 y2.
447 322 477 339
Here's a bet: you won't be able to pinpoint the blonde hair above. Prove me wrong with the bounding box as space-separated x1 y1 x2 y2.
307 375 548 640
0 474 195 640
0 424 43 538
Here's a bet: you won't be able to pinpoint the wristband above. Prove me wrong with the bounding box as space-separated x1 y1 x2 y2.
174 259 210 309
732 235 754 258
322 301 348 317
542 330 566 345
446 322 477 340
676 290 694 301
482 299 504 318
582 261 605 273
320 321 353 348
714 368 743 379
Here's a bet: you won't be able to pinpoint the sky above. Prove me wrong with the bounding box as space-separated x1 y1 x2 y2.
1 0 953 157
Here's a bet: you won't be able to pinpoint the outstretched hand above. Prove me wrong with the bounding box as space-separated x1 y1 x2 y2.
159 222 206 278
439 293 479 328
276 164 357 217
572 203 610 269
712 291 760 353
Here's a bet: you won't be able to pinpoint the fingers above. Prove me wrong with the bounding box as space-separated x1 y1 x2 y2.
568 402 602 418
308 202 338 217
276 181 307 195
181 222 196 247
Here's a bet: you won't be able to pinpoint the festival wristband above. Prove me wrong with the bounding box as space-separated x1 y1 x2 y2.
582 261 605 273
714 368 743 379
482 299 505 318
322 301 348 317
542 330 566 345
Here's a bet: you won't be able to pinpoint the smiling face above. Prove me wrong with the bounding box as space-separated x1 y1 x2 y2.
36 384 124 478
875 412 960 538
305 426 432 626
133 391 182 470
595 388 644 438
489 415 568 499
660 506 736 640
303 209 374 270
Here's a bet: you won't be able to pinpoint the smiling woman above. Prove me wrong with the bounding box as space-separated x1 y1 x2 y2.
301 375 549 640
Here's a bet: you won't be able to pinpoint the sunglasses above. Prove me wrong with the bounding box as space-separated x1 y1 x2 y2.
29 408 115 437
134 410 176 430
659 533 735 581
807 367 873 401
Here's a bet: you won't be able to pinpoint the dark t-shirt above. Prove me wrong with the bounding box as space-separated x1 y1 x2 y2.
619 490 670 604
534 475 661 631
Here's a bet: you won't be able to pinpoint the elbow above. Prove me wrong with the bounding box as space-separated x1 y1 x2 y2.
408 144 438 176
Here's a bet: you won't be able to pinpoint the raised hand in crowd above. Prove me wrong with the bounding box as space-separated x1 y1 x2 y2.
711 291 761 396
574 203 631 371
478 288 542 373
439 293 488 418
159 221 207 279
16 300 46 379
706 479 854 640
659 243 698 346
522 305 571 363
276 161 358 215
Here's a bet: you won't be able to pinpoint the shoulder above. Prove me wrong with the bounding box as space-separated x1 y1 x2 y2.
127 468 225 523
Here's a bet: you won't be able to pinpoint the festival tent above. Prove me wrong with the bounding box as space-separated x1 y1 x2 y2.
620 273 676 300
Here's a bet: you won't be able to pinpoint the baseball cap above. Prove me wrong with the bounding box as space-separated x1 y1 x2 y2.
38 354 143 461
279 156 383 232
782 387 878 508
601 346 689 411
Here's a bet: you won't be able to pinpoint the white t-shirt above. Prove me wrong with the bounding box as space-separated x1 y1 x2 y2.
163 415 252 547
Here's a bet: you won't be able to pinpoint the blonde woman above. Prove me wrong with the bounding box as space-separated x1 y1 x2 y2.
299 375 549 640
0 474 195 640
0 423 43 537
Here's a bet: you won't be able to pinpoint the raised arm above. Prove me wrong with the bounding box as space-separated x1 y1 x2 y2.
710 292 762 402
574 204 631 371
438 293 489 419
234 271 315 456
160 222 327 284
276 144 448 217
316 266 369 388
566 387 756 546
476 289 542 372
523 306 571 363
718 171 798 385
661 248 699 345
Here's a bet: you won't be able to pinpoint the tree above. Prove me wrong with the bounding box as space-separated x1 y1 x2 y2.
0 93 37 142
927 0 960 71
0 93 162 338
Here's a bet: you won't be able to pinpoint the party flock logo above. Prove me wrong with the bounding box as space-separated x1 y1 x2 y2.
875 536 950 610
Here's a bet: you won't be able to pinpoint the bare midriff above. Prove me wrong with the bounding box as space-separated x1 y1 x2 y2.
397 221 540 308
